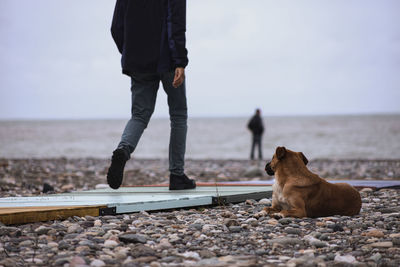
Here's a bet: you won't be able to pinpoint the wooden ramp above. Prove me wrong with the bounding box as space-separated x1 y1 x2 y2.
0 184 272 225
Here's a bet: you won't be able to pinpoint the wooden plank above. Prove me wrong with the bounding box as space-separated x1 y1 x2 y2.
0 205 105 225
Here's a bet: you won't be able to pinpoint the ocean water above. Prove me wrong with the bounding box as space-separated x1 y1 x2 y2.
0 115 399 159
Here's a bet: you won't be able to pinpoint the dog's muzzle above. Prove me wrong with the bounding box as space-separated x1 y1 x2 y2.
265 162 275 176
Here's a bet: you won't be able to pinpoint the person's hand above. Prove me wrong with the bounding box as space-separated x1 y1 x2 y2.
172 67 185 88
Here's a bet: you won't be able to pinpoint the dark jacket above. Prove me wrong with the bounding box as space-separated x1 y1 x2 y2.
247 114 264 135
111 0 188 75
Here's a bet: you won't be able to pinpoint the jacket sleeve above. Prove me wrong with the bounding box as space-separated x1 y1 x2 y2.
167 0 189 68
247 117 255 131
111 0 125 54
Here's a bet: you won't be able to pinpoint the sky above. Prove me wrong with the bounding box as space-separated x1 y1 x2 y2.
0 0 399 119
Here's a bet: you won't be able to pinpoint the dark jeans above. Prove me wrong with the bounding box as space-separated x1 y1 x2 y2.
118 71 187 175
251 134 263 160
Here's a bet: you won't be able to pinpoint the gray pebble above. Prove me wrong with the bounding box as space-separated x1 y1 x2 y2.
284 227 302 235
229 226 242 233
278 218 292 225
119 233 147 244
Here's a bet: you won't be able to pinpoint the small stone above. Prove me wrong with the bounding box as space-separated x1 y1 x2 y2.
370 241 393 248
244 218 258 226
157 238 172 249
267 219 278 225
258 198 272 205
284 227 302 235
255 249 268 256
69 256 86 267
389 233 400 238
115 251 127 260
0 226 19 236
67 225 83 234
245 199 256 205
224 219 239 227
365 229 384 238
54 258 70 266
19 240 34 247
319 233 330 241
188 223 203 231
181 251 201 260
229 226 242 233
361 188 373 192
25 258 44 264
198 249 216 258
47 242 58 248
150 262 161 267
95 184 109 189
369 253 382 262
131 244 157 257
331 224 344 232
393 238 400 246
104 239 118 248
278 218 292 225
220 211 235 218
79 220 94 228
310 240 328 248
133 256 158 263
58 240 70 250
119 233 147 244
253 210 267 219
35 226 52 235
334 254 357 264
61 183 75 191
90 259 106 267
268 237 302 246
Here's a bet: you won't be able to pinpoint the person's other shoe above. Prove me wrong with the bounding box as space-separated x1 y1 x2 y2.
169 173 196 190
107 148 129 189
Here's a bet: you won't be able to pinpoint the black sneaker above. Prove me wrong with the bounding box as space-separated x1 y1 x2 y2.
169 173 196 190
107 148 128 189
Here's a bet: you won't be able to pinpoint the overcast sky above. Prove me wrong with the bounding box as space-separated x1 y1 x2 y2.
0 0 399 119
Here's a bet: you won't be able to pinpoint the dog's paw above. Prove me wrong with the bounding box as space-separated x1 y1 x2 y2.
272 212 284 219
264 207 281 215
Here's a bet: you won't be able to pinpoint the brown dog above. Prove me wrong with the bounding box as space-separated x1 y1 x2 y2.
264 147 361 218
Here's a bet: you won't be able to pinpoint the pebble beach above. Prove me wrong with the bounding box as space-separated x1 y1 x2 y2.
1 158 400 266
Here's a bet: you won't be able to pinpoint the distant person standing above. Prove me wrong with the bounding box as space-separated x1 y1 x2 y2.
107 0 196 191
247 109 264 160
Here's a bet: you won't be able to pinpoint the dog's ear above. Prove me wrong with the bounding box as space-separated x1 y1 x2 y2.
276 146 286 160
300 152 308 165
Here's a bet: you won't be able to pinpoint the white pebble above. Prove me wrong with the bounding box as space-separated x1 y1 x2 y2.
103 240 118 248
334 254 357 264
90 259 106 267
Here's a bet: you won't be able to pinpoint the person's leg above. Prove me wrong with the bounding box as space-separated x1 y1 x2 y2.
250 135 256 160
161 71 195 190
118 73 160 155
107 73 160 189
161 71 188 175
257 135 263 160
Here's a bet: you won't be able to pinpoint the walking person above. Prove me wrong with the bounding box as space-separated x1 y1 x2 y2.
107 0 196 190
247 109 264 160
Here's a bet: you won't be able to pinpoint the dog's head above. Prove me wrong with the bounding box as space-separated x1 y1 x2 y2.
265 146 308 176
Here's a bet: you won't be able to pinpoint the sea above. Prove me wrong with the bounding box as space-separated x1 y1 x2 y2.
0 114 399 160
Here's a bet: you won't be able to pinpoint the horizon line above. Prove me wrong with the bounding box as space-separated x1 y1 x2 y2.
0 111 399 121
